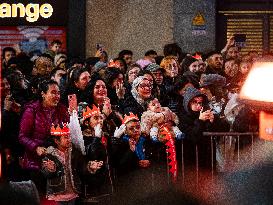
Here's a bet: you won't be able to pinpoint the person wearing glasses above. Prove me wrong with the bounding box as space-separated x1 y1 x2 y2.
179 87 229 170
123 76 153 118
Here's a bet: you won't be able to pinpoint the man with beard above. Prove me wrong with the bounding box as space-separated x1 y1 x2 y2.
205 51 224 75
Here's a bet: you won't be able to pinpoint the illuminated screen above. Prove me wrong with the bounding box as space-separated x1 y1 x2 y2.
0 26 66 56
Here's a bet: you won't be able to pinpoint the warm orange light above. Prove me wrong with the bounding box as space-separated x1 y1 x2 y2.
240 62 273 140
259 111 273 140
240 62 273 102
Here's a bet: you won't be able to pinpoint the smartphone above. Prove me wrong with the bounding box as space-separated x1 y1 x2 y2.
68 94 78 113
78 102 88 118
202 104 211 112
234 34 246 43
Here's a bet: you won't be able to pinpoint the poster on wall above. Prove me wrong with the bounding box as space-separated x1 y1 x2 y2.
192 13 207 36
0 26 66 57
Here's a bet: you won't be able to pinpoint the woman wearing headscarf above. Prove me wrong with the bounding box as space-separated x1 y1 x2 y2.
123 76 153 118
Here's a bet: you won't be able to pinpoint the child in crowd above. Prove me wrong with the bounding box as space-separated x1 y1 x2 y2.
113 113 151 174
41 123 93 205
80 105 113 200
141 98 183 142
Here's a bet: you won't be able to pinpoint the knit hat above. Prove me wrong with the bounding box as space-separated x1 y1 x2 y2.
199 74 226 87
94 61 107 72
145 63 165 73
181 55 199 72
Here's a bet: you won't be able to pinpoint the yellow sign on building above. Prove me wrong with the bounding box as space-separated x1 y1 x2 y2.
192 13 205 26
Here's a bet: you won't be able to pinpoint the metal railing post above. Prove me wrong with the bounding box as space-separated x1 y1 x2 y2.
181 140 184 186
195 145 199 188
211 136 214 180
237 135 240 162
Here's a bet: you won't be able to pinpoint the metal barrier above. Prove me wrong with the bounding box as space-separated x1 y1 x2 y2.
179 132 259 187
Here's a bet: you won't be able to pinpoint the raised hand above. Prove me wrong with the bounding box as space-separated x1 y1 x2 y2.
102 97 112 117
42 159 56 172
199 107 213 122
139 160 150 168
116 82 125 99
94 124 102 138
113 124 126 138
88 160 104 173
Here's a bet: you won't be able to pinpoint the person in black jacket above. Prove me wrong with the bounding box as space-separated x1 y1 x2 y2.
80 104 113 200
1 76 24 181
178 87 229 169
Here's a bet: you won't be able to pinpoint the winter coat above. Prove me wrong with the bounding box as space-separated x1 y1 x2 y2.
82 134 112 197
233 106 259 150
41 146 86 196
123 93 147 118
1 108 23 154
164 77 182 114
178 87 229 168
111 135 152 176
18 100 69 170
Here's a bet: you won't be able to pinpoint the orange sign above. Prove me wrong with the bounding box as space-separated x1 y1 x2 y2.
259 111 273 140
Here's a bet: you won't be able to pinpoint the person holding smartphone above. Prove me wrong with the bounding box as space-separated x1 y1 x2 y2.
221 35 241 61
178 87 229 170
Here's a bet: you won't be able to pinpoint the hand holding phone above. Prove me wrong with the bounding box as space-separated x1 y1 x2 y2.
234 34 246 43
68 94 78 114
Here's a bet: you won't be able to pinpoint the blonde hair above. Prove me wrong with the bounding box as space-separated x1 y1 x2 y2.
160 56 178 70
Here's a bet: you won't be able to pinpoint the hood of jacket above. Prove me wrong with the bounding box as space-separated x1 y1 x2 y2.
183 87 207 113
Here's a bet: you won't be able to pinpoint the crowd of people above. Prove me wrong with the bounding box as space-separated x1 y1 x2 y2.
0 37 262 204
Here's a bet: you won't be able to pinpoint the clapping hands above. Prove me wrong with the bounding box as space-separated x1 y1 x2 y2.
102 97 112 117
88 160 103 174
42 159 56 172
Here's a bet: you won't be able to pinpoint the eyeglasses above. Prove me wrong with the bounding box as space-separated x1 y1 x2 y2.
191 100 203 106
139 84 153 89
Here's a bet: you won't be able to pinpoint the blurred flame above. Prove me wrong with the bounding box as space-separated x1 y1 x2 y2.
240 63 273 102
